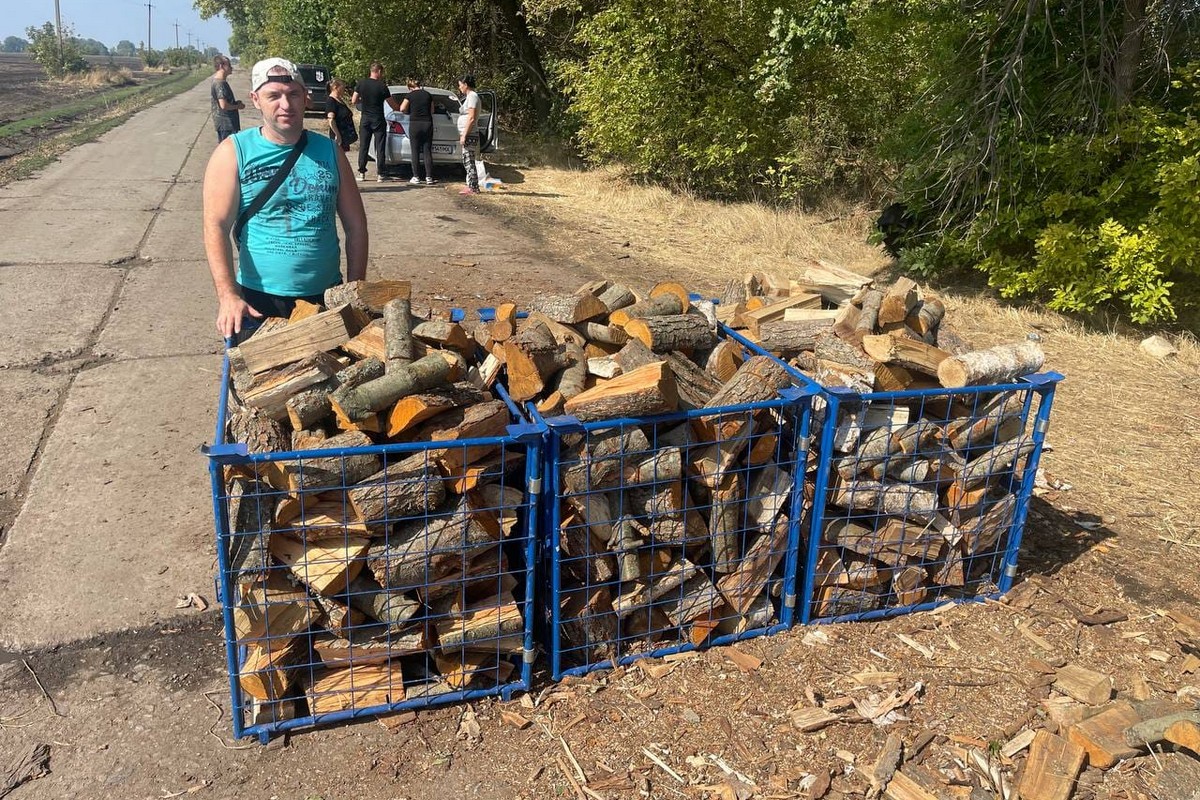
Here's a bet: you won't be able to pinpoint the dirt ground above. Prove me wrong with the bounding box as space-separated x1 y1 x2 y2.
0 53 170 163
1 121 1198 798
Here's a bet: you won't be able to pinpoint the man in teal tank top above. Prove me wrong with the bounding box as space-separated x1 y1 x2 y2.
202 57 369 337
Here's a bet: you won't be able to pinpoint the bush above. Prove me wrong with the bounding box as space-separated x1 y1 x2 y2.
26 22 87 77
911 64 1200 324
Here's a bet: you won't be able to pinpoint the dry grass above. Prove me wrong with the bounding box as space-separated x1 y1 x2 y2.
490 161 887 294
60 66 136 88
488 145 1200 603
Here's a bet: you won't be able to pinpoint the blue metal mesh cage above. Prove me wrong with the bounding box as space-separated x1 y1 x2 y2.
206 355 544 742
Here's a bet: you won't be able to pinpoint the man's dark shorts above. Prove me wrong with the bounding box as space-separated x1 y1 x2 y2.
236 285 332 340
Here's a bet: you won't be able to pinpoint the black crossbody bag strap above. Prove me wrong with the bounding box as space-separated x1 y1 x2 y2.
232 130 308 250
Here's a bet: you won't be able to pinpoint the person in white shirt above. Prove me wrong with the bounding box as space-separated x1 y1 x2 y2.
456 74 481 195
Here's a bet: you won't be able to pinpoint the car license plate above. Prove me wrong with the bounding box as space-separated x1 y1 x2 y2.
432 144 455 155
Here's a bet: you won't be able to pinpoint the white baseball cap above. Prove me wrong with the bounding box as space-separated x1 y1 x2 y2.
251 57 303 92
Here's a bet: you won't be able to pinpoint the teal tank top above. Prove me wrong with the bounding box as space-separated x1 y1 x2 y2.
231 128 342 296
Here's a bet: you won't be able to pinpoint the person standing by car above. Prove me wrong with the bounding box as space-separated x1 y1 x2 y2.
351 62 400 183
210 54 244 142
203 58 368 337
325 78 358 154
456 74 481 195
399 77 436 186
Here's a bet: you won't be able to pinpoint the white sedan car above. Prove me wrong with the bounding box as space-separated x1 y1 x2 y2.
382 86 497 177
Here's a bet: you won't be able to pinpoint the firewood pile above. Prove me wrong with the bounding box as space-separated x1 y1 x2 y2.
475 280 814 674
722 264 1056 620
218 280 533 727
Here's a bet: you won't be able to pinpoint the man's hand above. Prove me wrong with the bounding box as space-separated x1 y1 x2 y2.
216 292 262 337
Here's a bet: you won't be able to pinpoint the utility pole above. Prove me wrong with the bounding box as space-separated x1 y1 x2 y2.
173 21 179 50
145 3 154 54
186 30 192 68
54 0 64 75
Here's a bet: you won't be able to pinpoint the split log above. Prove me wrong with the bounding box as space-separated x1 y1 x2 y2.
1053 664 1113 706
385 383 484 438
312 629 427 668
345 572 421 631
225 477 276 580
609 516 645 583
830 478 938 520
329 351 461 424
717 519 789 616
235 303 366 374
754 319 832 356
1018 731 1086 800
240 634 305 701
588 356 622 379
1064 701 1142 770
891 566 928 606
412 320 471 355
576 279 610 297
614 557 699 617
959 494 1016 555
233 571 318 641
236 351 344 420
628 446 684 486
955 438 1036 489
521 312 587 347
530 293 608 324
561 427 652 495
489 303 517 342
425 399 511 473
937 341 1045 388
598 283 636 313
945 392 1023 451
817 586 881 617
906 298 945 338
721 277 748 307
556 341 588 400
874 363 937 392
448 449 523 495
347 452 446 523
832 405 910 453
623 314 716 353
790 262 873 305
578 322 628 346
383 298 415 369
286 357 384 430
662 574 722 626
783 307 839 323
282 430 381 492
935 322 973 355
869 457 930 484
705 339 743 383
709 472 744 573
367 497 495 588
878 277 920 326
324 279 411 314
609 293 684 327
306 661 407 715
737 293 822 334
227 405 290 456
468 352 504 391
343 319 387 361
269 533 369 595
435 594 524 650
705 355 792 410
861 334 950 376
563 361 679 423
503 323 571 402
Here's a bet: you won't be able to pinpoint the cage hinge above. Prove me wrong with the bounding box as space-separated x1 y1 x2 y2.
529 477 542 496
1004 564 1018 579
798 435 811 454
1035 417 1049 436
201 441 250 463
784 592 797 610
523 647 537 665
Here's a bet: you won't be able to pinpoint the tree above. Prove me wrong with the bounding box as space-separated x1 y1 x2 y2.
73 37 110 55
2 35 28 53
26 22 87 77
114 40 137 56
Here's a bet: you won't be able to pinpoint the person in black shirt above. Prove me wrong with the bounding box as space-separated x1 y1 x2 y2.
210 54 244 142
350 61 400 182
325 78 357 152
399 78 436 185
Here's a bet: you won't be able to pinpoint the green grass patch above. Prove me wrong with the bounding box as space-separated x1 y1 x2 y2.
0 69 204 138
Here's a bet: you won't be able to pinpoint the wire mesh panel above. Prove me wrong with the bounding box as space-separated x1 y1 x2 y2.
206 360 542 742
532 338 817 679
800 373 1061 623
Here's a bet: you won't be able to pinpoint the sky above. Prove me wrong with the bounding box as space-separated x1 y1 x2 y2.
1 0 233 52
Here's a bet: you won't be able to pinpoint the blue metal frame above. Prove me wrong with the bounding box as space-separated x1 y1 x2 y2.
206 352 545 743
523 329 818 680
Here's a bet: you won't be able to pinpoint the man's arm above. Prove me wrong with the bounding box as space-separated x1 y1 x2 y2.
334 151 368 283
350 89 361 107
216 82 244 112
202 139 261 337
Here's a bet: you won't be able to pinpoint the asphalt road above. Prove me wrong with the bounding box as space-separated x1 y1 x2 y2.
0 77 590 651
